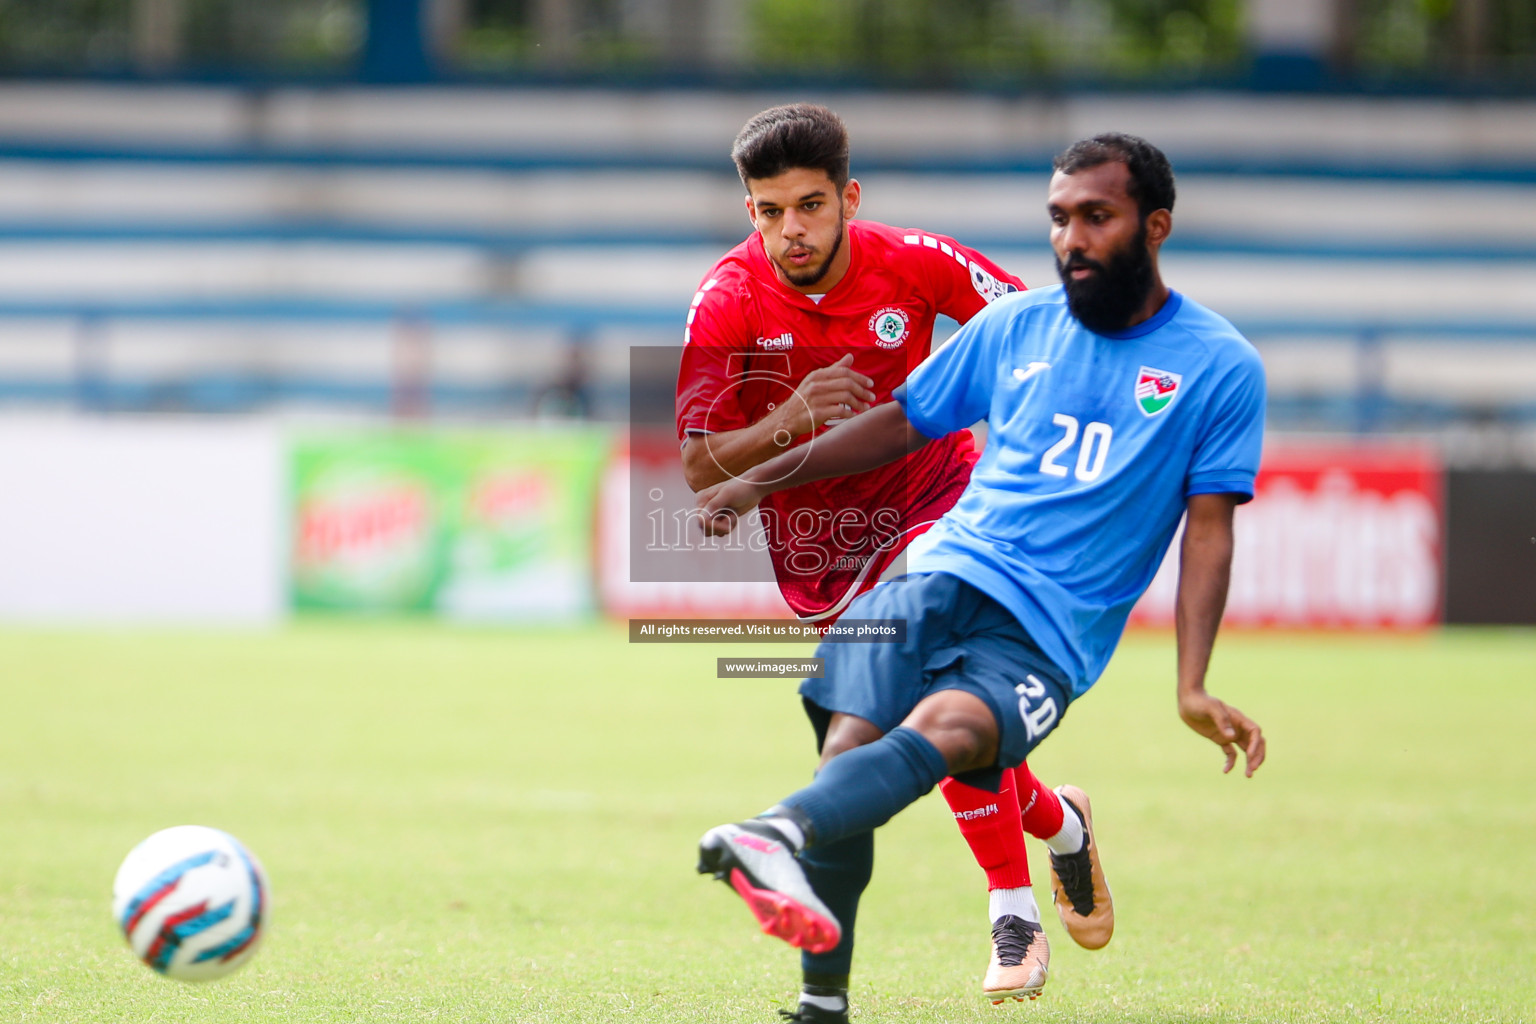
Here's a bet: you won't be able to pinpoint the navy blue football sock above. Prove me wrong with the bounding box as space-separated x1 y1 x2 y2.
800 831 873 978
781 726 950 847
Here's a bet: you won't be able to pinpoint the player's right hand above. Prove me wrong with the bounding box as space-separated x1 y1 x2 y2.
780 354 877 436
696 477 766 536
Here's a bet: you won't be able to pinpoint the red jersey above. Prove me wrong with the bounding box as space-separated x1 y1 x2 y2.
676 219 1025 620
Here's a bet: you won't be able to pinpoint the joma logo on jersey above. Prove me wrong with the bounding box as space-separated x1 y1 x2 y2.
756 332 794 352
1135 366 1183 416
868 307 910 348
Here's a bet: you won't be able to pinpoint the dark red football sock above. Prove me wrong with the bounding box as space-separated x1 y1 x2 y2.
1013 763 1066 840
939 769 1030 890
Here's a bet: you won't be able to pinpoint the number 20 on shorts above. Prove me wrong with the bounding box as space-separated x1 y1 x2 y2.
1015 673 1060 742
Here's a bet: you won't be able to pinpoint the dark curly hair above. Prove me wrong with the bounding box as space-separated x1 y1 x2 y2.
731 104 850 189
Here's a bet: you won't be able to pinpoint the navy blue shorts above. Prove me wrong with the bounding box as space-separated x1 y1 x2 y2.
800 572 1071 772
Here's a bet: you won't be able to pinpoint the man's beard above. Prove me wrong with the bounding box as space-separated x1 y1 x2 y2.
1056 222 1155 334
780 211 845 289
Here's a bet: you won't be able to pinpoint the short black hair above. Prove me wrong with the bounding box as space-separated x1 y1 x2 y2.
1052 133 1175 219
731 104 850 189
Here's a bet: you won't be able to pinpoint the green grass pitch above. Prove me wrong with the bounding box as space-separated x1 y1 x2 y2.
2 624 1533 1023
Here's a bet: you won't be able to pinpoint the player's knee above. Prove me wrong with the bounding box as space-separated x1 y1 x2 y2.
933 725 990 775
902 691 998 775
818 713 884 769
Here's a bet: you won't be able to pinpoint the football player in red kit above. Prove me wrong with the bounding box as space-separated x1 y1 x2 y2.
675 105 1112 1021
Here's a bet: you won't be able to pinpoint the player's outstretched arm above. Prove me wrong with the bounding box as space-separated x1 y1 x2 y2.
681 354 877 491
1174 492 1266 777
696 401 932 536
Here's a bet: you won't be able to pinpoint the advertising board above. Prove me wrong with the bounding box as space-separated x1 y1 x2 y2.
1132 443 1443 629
596 432 794 620
292 429 609 621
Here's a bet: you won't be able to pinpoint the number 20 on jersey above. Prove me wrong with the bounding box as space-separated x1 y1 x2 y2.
1040 414 1113 482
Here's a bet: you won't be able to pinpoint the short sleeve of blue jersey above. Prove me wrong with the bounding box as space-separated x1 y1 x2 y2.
1187 347 1267 502
893 299 1008 439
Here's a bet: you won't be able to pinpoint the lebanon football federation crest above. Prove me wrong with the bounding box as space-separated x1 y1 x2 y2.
1135 366 1182 416
868 307 910 348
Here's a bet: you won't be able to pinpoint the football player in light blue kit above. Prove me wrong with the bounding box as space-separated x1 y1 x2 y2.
692 133 1269 1015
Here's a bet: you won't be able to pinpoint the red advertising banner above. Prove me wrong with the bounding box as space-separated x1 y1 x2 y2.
1132 442 1444 629
596 432 795 620
602 434 1444 630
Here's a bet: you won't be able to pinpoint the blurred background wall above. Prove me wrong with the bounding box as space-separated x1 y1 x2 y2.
0 0 1531 624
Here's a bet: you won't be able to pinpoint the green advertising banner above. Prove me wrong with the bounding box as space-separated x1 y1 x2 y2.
291 429 610 620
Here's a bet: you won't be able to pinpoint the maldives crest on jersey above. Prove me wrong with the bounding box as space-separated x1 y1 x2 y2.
1135 366 1182 416
868 307 910 348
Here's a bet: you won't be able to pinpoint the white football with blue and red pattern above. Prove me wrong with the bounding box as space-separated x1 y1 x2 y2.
111 825 269 981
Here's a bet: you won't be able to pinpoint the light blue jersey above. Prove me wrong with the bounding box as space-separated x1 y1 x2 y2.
893 286 1266 699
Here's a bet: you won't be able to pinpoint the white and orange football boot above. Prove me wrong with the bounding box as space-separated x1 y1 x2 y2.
982 915 1050 1003
1047 785 1114 950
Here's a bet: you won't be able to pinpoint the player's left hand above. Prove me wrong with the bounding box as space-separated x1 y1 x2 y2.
1177 690 1266 777
696 477 766 536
